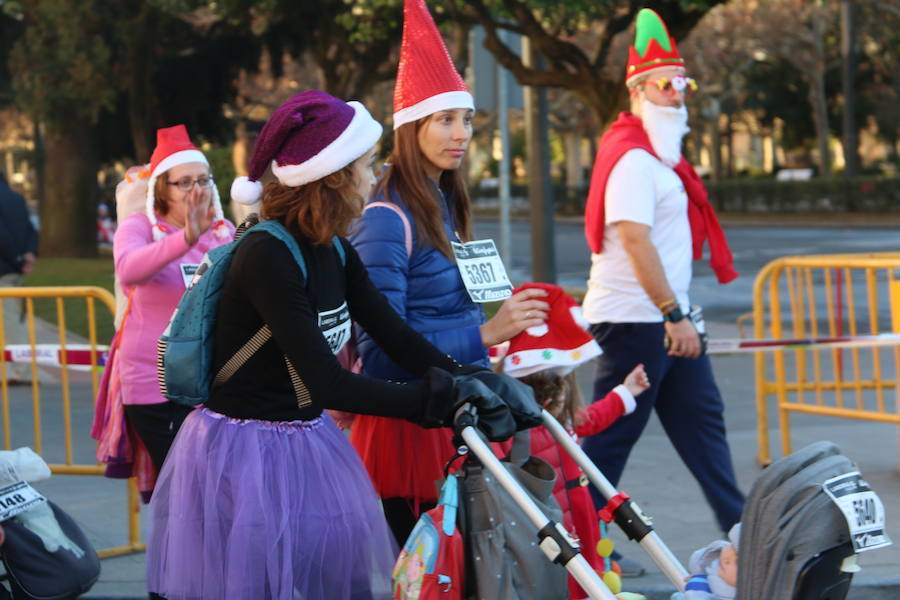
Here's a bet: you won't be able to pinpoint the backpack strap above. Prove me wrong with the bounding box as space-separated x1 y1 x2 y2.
364 201 412 258
240 219 308 280
211 220 343 409
213 323 313 408
332 235 347 265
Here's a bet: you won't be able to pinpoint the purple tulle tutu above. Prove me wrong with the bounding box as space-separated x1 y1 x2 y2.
147 408 397 599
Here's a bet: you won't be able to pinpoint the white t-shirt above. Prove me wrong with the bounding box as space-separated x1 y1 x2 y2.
583 149 692 324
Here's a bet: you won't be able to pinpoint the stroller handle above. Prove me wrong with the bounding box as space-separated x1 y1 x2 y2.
458 421 620 600
541 410 689 591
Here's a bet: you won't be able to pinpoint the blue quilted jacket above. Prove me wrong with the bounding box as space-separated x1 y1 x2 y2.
349 183 488 382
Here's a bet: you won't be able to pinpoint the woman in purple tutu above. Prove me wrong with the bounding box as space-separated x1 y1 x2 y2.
145 90 525 600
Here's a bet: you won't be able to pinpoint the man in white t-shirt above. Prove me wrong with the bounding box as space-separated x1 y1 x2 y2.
581 9 743 557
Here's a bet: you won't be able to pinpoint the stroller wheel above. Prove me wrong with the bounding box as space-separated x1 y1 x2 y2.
792 542 856 600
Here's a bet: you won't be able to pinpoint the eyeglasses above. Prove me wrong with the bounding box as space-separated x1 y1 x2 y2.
166 175 214 192
646 75 698 98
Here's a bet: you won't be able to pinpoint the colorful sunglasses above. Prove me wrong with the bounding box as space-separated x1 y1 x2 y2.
647 75 698 97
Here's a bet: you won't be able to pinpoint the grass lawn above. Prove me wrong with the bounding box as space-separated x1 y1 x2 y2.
21 256 117 344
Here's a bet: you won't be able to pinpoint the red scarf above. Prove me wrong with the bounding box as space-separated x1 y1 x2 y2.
584 112 738 284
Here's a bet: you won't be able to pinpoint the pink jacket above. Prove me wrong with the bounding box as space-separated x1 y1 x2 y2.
113 213 234 405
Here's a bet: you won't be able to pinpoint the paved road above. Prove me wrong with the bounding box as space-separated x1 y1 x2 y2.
474 218 900 322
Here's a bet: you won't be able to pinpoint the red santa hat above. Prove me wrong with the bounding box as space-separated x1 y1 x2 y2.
625 8 686 88
392 0 474 130
503 283 602 379
144 125 229 241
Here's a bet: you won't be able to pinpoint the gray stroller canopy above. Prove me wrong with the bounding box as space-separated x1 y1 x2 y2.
736 441 856 600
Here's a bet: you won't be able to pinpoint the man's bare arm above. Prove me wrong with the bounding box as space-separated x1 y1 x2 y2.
617 220 700 358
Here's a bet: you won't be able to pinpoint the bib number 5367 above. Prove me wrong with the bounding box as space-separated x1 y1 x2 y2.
464 262 498 286
451 240 512 303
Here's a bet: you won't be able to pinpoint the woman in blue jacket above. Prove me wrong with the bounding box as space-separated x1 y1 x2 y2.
348 0 548 546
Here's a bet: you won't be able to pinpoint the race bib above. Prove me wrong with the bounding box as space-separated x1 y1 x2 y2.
451 239 513 303
319 302 351 355
0 480 47 522
178 263 200 289
822 471 892 552
180 263 200 289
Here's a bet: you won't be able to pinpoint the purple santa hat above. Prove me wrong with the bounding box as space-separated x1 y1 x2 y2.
231 90 383 205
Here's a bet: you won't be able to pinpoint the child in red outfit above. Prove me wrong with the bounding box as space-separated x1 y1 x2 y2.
500 282 651 600
522 367 648 600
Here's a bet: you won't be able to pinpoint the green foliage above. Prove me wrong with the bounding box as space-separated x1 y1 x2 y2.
203 144 236 217
742 59 816 148
0 0 23 20
706 177 900 213
334 0 402 44
9 0 119 131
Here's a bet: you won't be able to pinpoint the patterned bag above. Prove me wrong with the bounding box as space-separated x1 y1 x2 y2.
392 476 464 599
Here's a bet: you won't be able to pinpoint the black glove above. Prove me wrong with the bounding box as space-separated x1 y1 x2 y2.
464 370 543 431
420 367 516 441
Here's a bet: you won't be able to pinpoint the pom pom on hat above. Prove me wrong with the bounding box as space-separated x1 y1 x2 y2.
235 90 382 196
503 283 602 378
230 176 264 206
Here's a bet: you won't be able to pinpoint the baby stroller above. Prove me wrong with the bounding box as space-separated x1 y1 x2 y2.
0 448 100 600
736 440 890 600
452 408 890 600
449 406 689 600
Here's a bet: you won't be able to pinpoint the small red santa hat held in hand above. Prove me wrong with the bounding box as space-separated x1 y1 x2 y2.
392 0 475 129
503 283 602 379
144 125 229 241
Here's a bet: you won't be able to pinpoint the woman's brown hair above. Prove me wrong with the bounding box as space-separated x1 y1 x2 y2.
154 176 171 216
374 118 472 258
261 163 363 245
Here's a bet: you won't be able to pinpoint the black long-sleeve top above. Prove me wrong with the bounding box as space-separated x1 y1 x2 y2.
205 227 458 422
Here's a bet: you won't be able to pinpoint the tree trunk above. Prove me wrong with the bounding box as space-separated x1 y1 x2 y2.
123 4 158 162
725 112 735 178
564 130 582 189
523 38 555 283
39 122 99 257
808 71 832 177
809 8 832 177
840 0 860 177
708 99 723 181
563 130 583 213
32 121 45 208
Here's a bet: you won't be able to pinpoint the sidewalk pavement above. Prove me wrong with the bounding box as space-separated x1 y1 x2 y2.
11 321 900 599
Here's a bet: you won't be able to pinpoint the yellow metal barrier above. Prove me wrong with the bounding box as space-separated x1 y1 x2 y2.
0 286 144 558
753 253 900 466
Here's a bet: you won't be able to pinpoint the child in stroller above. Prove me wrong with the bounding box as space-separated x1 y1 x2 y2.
500 283 651 599
675 441 892 600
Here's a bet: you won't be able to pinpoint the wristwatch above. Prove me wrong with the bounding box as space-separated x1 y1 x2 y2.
662 305 685 323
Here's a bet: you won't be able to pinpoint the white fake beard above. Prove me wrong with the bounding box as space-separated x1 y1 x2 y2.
640 98 690 168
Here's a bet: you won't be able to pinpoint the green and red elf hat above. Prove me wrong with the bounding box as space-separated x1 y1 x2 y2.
625 8 686 88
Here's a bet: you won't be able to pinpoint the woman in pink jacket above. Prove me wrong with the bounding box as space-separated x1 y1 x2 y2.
113 125 234 477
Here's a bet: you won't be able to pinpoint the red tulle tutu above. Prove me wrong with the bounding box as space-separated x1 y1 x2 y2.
350 415 456 503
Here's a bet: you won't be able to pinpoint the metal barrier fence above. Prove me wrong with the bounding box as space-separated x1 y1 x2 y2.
0 285 143 558
753 253 900 465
